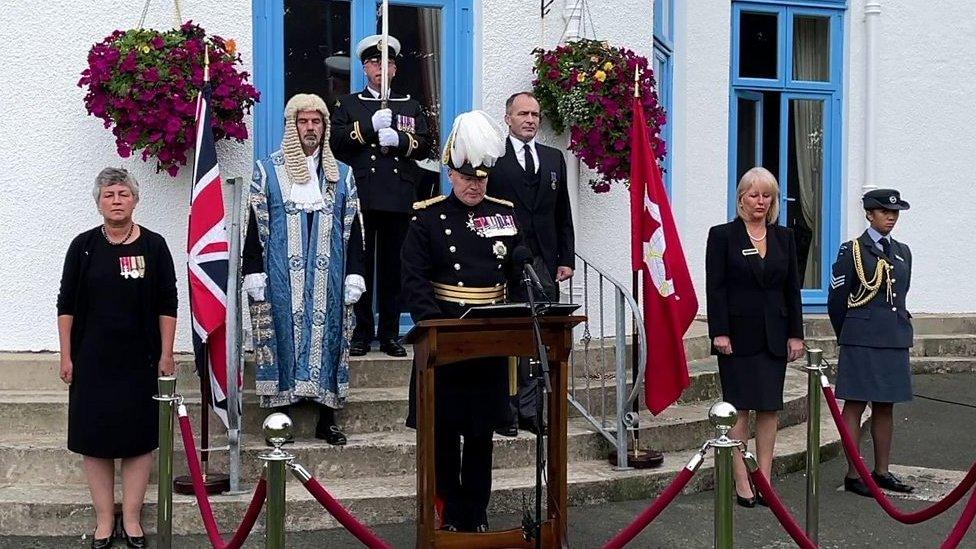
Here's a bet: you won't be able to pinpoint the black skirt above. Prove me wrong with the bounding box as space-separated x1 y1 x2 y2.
717 350 787 412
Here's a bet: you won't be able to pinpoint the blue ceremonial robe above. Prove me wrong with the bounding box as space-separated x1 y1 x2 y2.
247 150 360 408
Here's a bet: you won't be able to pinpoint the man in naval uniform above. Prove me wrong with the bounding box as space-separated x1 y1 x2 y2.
242 93 365 446
828 188 915 497
401 110 527 532
330 34 432 357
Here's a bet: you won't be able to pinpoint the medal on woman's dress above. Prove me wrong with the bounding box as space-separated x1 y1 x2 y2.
119 255 146 278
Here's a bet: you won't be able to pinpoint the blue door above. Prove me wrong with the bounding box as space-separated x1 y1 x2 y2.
729 1 845 309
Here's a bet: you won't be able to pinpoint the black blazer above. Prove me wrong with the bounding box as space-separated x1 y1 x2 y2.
486 138 575 279
705 218 804 358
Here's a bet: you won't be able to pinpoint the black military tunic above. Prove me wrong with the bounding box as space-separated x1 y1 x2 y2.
330 88 433 345
827 231 914 402
400 192 526 529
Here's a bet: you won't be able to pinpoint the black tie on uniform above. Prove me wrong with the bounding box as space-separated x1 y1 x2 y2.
880 237 892 260
523 143 535 180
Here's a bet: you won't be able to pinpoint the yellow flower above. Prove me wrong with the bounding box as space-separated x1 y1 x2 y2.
594 70 607 82
603 61 614 71
225 39 237 56
141 45 151 53
577 72 586 82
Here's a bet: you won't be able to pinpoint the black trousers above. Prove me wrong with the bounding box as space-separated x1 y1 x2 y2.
435 426 494 530
353 210 409 343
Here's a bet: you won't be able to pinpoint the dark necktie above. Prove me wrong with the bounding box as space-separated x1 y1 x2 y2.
880 237 892 259
523 143 535 179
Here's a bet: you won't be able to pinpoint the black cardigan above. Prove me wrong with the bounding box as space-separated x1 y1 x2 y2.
705 218 804 357
57 226 178 364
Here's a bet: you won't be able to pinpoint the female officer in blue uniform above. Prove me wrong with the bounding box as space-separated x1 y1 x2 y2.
827 188 914 496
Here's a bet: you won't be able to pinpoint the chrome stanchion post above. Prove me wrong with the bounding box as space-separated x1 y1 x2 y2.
152 376 179 549
804 348 824 544
259 413 294 549
613 288 632 470
709 402 738 549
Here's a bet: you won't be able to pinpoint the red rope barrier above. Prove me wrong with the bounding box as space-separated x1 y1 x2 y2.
177 412 267 549
300 475 393 549
941 479 976 549
822 385 976 524
603 466 697 549
749 469 817 549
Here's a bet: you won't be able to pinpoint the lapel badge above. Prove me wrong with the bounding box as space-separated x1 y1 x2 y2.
550 171 557 190
741 248 759 256
493 240 507 259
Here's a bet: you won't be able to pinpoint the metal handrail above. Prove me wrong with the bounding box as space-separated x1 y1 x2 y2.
573 252 648 409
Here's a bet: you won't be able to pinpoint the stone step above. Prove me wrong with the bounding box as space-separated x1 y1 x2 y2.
805 334 976 359
0 410 841 536
801 314 976 337
0 355 731 440
0 369 810 486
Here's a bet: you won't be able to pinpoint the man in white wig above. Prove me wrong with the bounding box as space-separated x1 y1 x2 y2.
401 110 530 532
242 93 365 446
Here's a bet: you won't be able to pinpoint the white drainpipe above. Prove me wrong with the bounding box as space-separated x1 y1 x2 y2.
863 1 881 221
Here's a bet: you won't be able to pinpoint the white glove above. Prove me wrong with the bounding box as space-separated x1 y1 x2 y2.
378 127 399 147
371 108 393 132
243 273 267 302
344 274 366 305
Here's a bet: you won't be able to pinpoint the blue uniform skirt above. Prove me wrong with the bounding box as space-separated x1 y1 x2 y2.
835 345 913 403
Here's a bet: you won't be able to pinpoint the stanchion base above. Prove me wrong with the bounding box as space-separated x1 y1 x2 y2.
608 449 665 469
174 473 230 495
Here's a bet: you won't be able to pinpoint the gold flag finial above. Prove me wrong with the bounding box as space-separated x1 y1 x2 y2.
634 66 641 98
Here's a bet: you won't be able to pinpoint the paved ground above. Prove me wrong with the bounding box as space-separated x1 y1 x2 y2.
7 372 975 548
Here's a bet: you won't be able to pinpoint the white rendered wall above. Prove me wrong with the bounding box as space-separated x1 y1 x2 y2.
843 1 976 313
2 0 974 352
0 1 254 351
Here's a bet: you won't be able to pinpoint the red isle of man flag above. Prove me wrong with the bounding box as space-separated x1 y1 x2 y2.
188 79 230 428
629 96 698 415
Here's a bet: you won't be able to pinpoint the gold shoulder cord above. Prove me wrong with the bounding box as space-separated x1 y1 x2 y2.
847 239 893 308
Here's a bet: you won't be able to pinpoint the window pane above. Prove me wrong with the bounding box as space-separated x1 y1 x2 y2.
285 0 351 105
736 98 759 181
377 4 443 197
739 11 778 79
793 15 830 82
654 0 672 44
786 98 825 289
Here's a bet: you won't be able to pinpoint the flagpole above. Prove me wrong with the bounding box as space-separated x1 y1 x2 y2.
628 66 664 468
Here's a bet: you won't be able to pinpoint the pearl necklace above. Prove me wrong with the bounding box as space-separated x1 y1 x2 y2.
746 225 767 243
102 223 134 246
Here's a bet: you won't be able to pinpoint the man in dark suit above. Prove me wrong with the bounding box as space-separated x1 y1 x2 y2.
487 91 575 436
331 34 432 357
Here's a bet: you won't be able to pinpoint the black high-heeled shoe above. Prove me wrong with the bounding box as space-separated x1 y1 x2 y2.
735 491 757 508
121 526 147 548
90 530 114 549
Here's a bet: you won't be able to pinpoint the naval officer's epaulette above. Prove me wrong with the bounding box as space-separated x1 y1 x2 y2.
484 195 514 208
412 195 447 210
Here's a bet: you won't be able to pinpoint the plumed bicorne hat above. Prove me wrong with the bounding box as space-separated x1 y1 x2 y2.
441 110 505 178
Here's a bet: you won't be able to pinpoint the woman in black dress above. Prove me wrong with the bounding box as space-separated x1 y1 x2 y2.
705 167 804 507
57 167 177 548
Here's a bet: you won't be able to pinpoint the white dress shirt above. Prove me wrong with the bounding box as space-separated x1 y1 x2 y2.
510 135 539 174
289 148 326 212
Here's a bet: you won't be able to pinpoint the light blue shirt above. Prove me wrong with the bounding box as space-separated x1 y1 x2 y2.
867 226 891 251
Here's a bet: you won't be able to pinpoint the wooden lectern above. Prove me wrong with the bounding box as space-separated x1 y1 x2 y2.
407 315 584 549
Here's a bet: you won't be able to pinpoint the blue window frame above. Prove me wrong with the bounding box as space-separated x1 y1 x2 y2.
653 0 674 191
252 0 474 179
252 0 474 333
729 1 845 308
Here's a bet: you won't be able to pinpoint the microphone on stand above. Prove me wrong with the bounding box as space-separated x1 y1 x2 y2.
513 246 546 296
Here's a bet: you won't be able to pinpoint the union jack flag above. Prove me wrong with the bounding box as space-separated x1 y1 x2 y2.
188 79 231 428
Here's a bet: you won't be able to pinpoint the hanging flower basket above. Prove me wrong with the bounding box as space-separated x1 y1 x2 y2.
78 21 260 177
532 39 666 193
